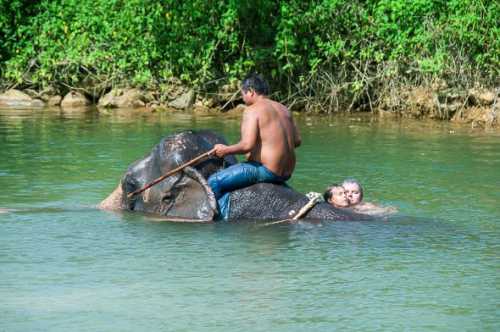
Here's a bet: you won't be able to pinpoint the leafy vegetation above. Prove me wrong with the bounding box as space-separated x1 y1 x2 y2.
1 0 498 110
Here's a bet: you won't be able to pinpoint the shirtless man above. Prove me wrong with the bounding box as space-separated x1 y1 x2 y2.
208 74 301 219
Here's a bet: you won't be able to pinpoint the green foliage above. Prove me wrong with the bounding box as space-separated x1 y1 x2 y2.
0 0 498 96
0 0 41 63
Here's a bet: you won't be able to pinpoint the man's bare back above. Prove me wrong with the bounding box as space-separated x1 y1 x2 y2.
245 98 299 177
213 91 300 177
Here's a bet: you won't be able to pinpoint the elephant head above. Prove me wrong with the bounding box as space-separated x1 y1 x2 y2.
99 130 236 221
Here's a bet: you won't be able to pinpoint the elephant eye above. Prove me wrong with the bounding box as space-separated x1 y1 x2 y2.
161 192 173 201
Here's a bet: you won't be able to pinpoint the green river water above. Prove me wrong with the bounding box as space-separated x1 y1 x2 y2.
0 107 499 331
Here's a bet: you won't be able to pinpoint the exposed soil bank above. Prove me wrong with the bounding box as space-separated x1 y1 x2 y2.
377 85 498 129
1 83 498 130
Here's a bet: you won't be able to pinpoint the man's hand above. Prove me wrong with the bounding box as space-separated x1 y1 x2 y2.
213 144 229 158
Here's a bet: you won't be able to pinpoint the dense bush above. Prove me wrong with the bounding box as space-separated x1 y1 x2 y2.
0 0 40 63
0 0 498 109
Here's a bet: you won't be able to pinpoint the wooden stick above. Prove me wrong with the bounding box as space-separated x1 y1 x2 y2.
127 148 216 199
292 198 320 220
261 194 322 227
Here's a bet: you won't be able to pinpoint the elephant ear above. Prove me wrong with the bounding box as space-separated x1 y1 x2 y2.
153 166 217 221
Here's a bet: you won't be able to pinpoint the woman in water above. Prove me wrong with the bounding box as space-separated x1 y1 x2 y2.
341 179 397 215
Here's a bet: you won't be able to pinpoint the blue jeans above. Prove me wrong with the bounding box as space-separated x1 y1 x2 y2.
208 161 290 220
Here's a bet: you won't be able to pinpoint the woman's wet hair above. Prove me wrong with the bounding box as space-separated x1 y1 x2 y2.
342 178 364 201
241 73 270 95
323 183 343 202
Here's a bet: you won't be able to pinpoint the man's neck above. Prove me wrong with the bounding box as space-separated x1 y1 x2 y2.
248 94 266 105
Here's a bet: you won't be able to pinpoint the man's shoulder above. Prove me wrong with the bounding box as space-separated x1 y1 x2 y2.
269 99 290 115
242 106 260 121
244 102 266 116
257 98 289 114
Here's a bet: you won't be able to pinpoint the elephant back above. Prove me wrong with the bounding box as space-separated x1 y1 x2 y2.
229 183 372 221
228 183 310 220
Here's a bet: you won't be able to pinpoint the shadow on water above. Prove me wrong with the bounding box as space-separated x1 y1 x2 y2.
0 178 482 257
2 202 487 267
0 203 458 236
109 210 470 252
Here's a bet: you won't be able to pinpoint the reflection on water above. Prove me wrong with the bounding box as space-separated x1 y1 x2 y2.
0 108 499 331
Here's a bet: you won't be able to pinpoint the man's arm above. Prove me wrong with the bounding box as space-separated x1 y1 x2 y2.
214 109 258 157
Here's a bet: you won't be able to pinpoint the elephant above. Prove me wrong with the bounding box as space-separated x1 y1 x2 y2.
99 130 371 222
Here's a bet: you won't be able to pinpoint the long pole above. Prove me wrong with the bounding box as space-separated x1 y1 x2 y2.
260 193 322 227
127 148 216 199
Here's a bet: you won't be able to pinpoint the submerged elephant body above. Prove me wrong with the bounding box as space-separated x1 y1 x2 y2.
228 183 364 221
100 130 370 222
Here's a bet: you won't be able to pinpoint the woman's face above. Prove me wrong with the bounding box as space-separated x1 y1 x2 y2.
343 183 362 205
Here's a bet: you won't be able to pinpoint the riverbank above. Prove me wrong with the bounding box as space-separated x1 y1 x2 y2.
0 83 498 130
1 1 498 131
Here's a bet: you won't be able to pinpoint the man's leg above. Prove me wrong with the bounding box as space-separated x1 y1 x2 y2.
207 162 290 220
208 162 261 220
216 192 231 220
207 162 259 200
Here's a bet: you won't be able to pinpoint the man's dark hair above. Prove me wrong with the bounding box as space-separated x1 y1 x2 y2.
323 183 343 202
241 73 270 95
